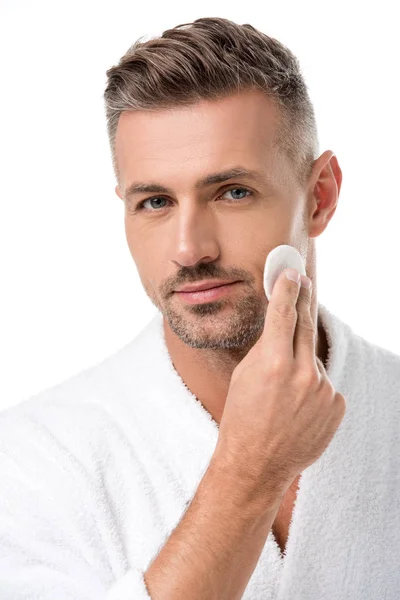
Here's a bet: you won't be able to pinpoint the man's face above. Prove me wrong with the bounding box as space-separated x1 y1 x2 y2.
115 89 309 351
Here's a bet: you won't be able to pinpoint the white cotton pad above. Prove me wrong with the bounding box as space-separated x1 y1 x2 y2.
263 244 306 300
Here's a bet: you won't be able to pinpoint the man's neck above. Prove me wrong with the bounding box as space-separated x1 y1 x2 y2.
165 311 329 426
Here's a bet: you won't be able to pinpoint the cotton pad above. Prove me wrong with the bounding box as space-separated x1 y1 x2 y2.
263 244 306 301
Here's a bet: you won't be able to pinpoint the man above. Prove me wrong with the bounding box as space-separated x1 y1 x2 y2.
1 16 399 600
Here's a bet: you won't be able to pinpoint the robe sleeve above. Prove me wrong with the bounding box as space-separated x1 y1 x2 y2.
0 483 152 599
0 408 152 599
105 568 152 599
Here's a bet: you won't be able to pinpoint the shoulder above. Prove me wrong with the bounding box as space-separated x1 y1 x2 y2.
0 351 144 482
353 332 400 383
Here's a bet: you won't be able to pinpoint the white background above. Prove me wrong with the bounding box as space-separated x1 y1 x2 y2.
1 0 399 411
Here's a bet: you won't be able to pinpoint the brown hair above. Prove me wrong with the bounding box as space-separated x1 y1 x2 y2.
103 16 319 188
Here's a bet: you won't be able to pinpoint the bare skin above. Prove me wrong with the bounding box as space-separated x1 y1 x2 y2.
272 473 301 555
114 87 342 558
143 269 345 600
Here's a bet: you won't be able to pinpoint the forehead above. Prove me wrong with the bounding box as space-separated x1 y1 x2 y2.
115 90 284 190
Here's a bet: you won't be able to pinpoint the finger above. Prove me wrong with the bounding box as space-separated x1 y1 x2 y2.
263 267 302 362
315 356 325 374
293 276 316 366
316 356 330 382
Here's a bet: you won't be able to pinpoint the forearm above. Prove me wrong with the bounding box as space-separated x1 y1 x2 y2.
143 455 283 600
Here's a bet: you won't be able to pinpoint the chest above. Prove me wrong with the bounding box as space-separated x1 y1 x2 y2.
271 475 301 556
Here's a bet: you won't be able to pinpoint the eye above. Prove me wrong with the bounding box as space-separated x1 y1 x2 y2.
134 186 253 213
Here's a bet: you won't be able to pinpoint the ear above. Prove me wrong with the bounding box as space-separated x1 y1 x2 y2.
307 150 342 238
115 184 124 201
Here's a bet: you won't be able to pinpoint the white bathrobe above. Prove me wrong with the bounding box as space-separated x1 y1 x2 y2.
1 303 399 599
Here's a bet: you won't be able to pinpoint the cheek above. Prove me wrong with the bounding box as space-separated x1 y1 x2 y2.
237 220 288 252
124 219 152 257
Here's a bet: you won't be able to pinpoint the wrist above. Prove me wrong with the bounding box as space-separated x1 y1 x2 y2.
206 447 285 520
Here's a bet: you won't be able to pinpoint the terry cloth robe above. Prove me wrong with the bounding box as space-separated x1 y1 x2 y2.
0 302 399 599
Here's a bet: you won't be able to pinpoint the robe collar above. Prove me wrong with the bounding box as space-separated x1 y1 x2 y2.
127 302 352 597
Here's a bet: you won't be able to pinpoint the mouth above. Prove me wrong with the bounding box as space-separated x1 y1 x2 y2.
175 281 240 304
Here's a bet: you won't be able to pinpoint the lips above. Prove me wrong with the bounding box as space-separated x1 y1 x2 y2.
175 281 238 293
176 281 240 304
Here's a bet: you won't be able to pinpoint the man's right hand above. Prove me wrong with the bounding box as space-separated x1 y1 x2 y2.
214 267 347 501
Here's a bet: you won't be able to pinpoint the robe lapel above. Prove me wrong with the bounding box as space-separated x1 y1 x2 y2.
135 303 356 598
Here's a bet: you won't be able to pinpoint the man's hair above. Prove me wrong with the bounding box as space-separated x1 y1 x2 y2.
103 16 319 188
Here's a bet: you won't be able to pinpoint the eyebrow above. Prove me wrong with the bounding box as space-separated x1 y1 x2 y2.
124 167 269 201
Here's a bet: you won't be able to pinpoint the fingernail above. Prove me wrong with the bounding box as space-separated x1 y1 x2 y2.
300 275 312 289
285 268 301 284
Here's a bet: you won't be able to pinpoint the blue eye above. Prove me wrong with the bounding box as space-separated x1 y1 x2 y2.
135 187 253 213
